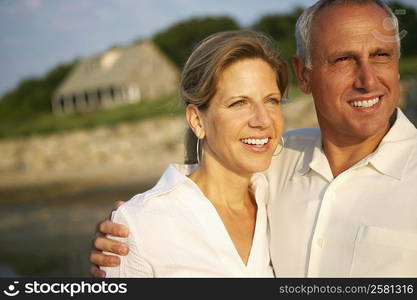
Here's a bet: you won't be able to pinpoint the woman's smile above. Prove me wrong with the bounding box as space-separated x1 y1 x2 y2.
240 136 271 153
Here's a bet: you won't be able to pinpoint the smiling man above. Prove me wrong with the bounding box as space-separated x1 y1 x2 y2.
267 0 417 277
90 0 417 277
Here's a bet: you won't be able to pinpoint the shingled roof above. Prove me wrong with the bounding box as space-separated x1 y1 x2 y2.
52 41 180 114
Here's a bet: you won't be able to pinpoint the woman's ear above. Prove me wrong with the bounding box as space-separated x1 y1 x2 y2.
186 104 205 139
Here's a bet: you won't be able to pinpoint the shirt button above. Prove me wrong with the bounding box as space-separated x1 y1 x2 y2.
316 238 324 248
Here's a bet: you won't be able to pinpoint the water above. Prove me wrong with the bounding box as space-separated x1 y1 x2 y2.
0 264 19 277
0 178 157 277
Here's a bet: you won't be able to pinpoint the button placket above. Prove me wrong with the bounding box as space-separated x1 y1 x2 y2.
306 172 351 277
306 185 333 276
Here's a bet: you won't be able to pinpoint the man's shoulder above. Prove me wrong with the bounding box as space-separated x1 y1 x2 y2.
266 128 321 185
267 127 321 171
284 127 321 138
283 127 321 149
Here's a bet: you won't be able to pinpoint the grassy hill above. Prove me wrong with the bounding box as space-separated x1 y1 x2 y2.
0 93 183 139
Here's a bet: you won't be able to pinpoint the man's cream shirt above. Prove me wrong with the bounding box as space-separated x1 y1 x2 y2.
267 108 417 277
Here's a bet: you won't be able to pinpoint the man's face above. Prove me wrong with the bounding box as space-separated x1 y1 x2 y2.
300 3 400 144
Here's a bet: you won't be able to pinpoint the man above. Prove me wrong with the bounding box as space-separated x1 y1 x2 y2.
90 0 417 277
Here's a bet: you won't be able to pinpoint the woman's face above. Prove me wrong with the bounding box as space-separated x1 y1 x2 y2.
201 58 284 177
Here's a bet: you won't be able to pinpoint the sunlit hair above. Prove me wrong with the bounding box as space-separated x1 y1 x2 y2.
295 0 401 69
180 30 289 164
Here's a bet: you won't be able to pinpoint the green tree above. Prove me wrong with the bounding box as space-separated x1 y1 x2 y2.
0 62 75 126
0 61 75 120
252 8 303 59
153 16 240 68
252 8 303 84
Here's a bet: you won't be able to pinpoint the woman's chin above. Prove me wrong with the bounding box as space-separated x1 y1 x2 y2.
239 158 273 174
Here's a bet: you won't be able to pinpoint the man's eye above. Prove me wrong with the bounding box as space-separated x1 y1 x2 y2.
373 52 392 63
375 52 391 59
335 57 350 63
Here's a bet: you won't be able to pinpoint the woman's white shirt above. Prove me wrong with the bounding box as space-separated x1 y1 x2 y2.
102 164 274 277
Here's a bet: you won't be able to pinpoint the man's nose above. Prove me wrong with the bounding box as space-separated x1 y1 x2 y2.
353 61 378 92
249 104 272 128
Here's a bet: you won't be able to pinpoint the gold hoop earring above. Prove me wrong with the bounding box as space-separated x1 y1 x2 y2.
273 137 285 156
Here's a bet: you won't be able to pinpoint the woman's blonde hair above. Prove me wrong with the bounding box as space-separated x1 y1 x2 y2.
180 30 289 164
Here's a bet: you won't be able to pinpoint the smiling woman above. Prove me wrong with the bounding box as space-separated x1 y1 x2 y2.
99 30 289 277
188 58 284 178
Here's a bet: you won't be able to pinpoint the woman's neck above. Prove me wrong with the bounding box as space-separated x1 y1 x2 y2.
188 155 254 210
187 154 258 265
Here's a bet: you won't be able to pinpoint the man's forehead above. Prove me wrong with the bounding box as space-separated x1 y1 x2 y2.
312 2 390 32
313 1 389 20
311 3 396 51
327 45 396 58
315 37 397 59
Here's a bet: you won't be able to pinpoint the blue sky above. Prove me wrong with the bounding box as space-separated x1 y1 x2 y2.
1 0 416 97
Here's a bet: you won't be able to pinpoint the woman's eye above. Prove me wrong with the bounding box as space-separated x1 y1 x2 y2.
229 100 245 107
266 98 281 105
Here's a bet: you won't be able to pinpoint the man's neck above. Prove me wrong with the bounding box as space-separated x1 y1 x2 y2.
320 110 398 178
322 133 385 177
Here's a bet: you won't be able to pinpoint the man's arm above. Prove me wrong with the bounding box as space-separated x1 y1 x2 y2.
89 201 130 278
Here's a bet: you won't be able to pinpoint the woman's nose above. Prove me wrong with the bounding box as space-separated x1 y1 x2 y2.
249 104 272 128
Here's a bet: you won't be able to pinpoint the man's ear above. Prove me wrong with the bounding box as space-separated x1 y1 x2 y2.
186 104 205 139
292 56 312 94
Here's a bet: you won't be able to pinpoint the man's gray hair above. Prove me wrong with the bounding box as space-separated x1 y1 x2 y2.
295 0 401 68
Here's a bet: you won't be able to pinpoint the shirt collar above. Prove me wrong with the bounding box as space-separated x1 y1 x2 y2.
295 132 335 182
368 108 417 179
250 172 269 205
150 163 268 199
149 164 198 197
295 108 417 181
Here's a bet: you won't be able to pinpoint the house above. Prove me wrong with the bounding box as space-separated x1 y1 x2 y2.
52 41 180 114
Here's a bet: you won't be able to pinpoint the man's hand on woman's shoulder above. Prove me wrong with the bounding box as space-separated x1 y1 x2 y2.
89 201 129 278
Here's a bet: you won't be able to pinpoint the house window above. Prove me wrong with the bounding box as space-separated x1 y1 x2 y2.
59 96 65 109
109 87 115 99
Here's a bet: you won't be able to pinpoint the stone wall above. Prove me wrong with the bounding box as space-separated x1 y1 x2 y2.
1 85 411 189
0 116 188 188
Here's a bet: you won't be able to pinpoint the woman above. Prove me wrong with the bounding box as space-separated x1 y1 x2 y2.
99 30 288 277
